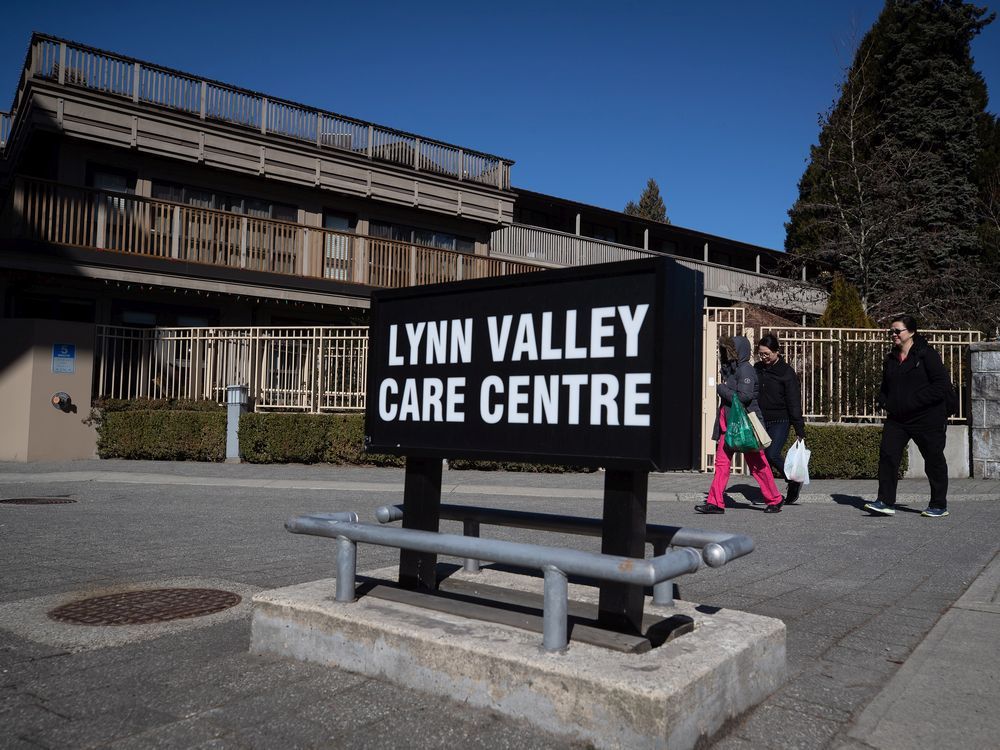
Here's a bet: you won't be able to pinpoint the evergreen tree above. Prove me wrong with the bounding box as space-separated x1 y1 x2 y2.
624 178 670 223
786 0 995 328
818 274 878 327
974 110 1000 262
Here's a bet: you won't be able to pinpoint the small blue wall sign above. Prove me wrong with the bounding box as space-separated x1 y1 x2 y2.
52 344 76 374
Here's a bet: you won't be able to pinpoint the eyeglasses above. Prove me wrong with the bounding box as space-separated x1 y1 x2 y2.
889 328 908 336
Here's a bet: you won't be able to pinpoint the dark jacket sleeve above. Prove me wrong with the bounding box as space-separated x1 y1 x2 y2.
784 368 806 438
911 346 951 410
878 358 889 412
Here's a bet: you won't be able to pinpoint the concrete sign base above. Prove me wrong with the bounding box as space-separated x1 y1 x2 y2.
251 568 785 749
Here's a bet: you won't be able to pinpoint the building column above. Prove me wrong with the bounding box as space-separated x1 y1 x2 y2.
971 341 1000 479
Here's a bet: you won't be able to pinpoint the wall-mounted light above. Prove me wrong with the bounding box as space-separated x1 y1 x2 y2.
51 392 73 412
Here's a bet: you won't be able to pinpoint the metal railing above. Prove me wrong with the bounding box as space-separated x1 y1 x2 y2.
94 325 370 411
95 320 980 426
5 177 539 287
701 313 980 472
491 223 651 266
756 327 981 424
286 511 716 652
374 503 754 589
491 224 828 314
17 34 512 189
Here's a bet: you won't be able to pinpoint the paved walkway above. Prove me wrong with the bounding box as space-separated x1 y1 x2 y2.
1 460 997 748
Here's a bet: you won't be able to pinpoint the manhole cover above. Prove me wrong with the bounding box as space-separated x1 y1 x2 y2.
1 497 77 505
48 588 242 625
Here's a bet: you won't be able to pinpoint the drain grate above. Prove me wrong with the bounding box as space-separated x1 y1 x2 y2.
1 497 77 505
48 588 242 625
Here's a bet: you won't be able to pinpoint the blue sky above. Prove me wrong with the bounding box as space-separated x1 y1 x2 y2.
2 0 998 251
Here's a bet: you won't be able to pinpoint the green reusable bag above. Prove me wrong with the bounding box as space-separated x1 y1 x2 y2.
725 397 760 452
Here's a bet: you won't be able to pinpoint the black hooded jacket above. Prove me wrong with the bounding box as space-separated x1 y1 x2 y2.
878 334 951 426
754 355 806 439
712 335 763 441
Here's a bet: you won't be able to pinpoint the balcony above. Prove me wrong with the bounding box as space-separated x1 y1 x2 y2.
490 224 827 315
2 177 538 293
2 35 512 190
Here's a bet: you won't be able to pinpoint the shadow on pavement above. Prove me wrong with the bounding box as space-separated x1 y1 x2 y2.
831 493 868 509
725 484 766 509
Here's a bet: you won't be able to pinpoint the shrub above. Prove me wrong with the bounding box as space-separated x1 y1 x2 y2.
239 413 403 466
97 410 226 461
780 423 906 479
238 413 587 471
91 400 904 478
92 398 223 413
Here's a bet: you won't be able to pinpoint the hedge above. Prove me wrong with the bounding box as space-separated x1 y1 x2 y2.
239 413 402 466
91 400 906 478
97 410 226 461
92 398 225 413
777 423 907 479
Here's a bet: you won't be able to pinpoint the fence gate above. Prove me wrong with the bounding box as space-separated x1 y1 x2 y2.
701 307 748 473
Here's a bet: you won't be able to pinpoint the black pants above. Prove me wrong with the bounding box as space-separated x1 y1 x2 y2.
764 420 791 478
878 420 948 509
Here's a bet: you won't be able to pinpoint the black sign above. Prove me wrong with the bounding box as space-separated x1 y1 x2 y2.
364 257 702 470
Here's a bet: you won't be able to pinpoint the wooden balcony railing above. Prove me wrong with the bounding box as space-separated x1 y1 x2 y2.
490 223 828 314
4 177 539 289
12 34 512 189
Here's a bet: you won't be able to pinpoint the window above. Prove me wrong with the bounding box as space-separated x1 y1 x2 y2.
88 166 137 252
111 301 218 328
517 206 557 230
323 212 356 280
6 292 95 323
88 165 136 195
583 222 616 243
369 220 473 253
150 181 296 220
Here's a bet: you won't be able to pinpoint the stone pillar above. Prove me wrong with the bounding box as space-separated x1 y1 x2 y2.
970 341 1000 479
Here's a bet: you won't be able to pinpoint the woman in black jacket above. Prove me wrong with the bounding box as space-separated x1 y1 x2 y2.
864 315 952 518
755 334 806 504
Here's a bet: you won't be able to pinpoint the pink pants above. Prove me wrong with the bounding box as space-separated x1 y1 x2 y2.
707 412 782 508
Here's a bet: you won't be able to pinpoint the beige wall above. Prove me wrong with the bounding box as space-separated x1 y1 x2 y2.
0 319 97 462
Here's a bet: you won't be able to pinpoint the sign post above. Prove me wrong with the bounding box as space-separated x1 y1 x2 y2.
365 258 703 625
399 456 443 591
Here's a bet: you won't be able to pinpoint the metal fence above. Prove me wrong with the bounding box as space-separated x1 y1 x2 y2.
96 321 982 441
95 326 369 412
756 327 980 424
700 314 981 472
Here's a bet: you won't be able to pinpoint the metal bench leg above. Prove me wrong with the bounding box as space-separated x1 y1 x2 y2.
542 565 568 653
463 520 481 573
652 540 674 606
336 535 357 602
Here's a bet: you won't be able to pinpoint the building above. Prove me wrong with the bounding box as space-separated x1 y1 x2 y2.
0 33 824 459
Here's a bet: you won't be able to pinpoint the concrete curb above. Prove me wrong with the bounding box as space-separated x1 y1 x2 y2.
839 550 1000 749
1 470 997 506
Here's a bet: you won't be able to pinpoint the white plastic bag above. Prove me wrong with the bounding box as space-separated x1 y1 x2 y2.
784 439 811 484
